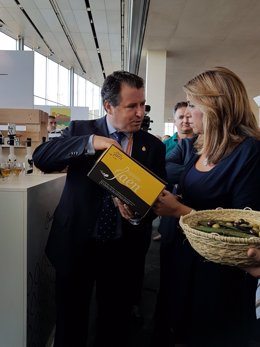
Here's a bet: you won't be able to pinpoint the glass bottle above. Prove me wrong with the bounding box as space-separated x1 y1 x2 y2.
8 136 17 165
25 138 33 174
0 134 3 162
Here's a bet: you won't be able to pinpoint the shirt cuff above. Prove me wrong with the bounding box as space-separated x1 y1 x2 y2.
85 135 95 155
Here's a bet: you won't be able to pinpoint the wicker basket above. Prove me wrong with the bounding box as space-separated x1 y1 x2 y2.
179 209 260 267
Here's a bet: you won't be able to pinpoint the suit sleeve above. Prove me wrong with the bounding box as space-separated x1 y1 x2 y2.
165 138 196 185
166 141 185 184
145 138 167 222
152 138 167 183
33 123 91 173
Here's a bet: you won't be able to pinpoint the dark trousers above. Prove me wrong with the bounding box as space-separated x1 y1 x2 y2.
53 224 152 347
53 239 133 347
128 227 152 306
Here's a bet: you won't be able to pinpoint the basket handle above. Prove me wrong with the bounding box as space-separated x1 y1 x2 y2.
215 207 252 211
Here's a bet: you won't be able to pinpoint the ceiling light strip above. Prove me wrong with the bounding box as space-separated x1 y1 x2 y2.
84 0 106 79
13 0 54 54
127 0 150 74
49 0 86 74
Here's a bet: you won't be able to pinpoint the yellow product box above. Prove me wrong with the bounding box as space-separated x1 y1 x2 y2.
87 144 166 218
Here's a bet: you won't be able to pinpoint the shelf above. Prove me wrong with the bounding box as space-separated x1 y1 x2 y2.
1 145 26 148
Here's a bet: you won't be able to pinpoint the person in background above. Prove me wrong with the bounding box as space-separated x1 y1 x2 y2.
47 115 57 133
153 67 260 347
153 102 194 242
163 101 194 159
33 70 166 347
47 115 62 140
162 134 171 141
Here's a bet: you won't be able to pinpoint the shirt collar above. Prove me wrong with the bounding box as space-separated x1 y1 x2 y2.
106 116 132 139
106 117 116 135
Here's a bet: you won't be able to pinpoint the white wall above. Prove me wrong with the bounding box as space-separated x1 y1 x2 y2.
0 51 34 108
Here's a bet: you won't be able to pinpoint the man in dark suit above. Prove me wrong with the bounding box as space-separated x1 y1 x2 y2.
33 71 166 347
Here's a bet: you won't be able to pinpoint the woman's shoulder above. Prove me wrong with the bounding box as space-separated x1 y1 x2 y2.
239 137 260 153
176 136 197 156
179 136 197 146
228 137 260 168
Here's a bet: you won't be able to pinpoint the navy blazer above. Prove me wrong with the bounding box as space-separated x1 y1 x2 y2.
165 137 197 185
33 116 166 274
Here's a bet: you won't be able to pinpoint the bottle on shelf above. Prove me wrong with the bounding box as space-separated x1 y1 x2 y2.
0 134 4 162
7 123 16 137
25 138 33 174
8 136 17 165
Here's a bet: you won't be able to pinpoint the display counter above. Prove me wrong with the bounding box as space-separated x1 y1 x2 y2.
0 173 66 347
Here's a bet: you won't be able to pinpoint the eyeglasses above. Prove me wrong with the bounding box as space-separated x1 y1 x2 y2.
50 121 57 124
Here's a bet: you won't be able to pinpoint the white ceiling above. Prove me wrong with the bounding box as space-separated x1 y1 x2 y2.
1 0 260 121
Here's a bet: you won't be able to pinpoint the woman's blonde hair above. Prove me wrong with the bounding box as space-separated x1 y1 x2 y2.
183 66 260 164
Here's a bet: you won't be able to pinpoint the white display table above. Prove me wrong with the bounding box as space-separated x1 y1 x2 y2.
0 174 66 347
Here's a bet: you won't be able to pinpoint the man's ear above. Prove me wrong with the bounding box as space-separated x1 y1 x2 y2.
104 100 113 114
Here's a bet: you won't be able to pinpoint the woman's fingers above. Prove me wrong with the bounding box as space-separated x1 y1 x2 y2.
242 248 260 278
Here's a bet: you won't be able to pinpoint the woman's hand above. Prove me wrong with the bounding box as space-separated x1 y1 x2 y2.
153 190 193 217
243 248 260 278
153 190 180 216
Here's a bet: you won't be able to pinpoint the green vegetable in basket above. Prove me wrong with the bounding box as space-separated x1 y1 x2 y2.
195 219 260 238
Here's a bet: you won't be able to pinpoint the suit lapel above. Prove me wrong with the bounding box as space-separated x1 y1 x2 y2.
93 116 109 137
132 131 148 164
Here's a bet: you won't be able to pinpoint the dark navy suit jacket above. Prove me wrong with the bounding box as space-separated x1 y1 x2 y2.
165 136 197 185
33 116 166 274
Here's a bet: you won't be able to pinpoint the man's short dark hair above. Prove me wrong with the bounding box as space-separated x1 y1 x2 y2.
173 101 188 114
101 71 144 107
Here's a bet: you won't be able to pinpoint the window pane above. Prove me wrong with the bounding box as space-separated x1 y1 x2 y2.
0 32 16 50
34 52 46 101
58 65 70 106
74 73 78 106
164 123 174 136
93 84 101 118
46 59 58 103
78 76 86 106
24 45 32 51
86 80 93 114
34 96 45 105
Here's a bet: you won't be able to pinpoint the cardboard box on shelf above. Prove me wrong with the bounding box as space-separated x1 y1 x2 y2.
0 108 48 147
88 145 166 218
0 108 47 124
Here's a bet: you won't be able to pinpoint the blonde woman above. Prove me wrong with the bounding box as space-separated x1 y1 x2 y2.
153 67 260 347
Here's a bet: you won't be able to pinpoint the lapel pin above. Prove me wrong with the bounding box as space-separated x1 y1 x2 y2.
142 146 146 151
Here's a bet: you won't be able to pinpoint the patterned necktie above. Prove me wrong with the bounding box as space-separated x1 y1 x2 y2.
96 132 125 241
113 131 125 145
